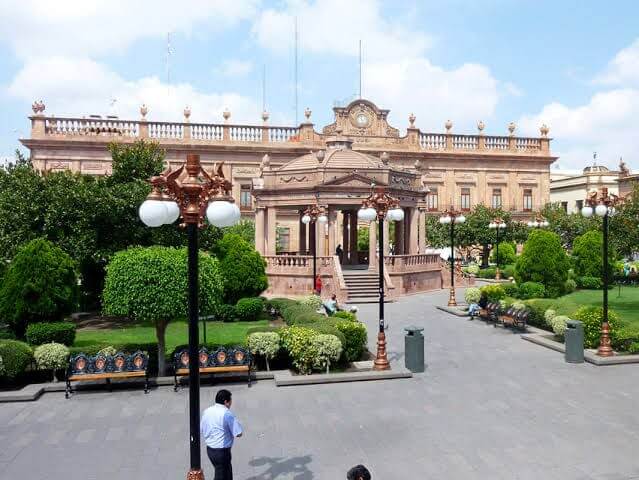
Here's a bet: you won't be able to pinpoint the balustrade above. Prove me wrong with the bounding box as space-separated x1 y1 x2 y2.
484 136 509 150
384 254 441 271
191 123 223 140
419 133 447 150
452 135 478 150
148 122 183 139
230 126 262 142
515 137 541 151
45 118 139 137
267 127 300 142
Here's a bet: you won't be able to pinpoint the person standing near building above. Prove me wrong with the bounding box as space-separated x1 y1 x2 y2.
201 389 243 480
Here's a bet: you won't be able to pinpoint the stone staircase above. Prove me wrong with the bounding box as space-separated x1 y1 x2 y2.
342 269 382 304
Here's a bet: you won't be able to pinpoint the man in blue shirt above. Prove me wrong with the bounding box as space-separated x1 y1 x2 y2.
201 389 243 480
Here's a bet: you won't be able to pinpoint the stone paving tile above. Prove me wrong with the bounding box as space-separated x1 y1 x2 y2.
2 288 639 479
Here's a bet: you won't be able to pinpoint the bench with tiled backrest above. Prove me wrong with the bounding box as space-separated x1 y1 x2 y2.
65 351 149 398
173 346 252 392
498 307 529 331
478 303 500 324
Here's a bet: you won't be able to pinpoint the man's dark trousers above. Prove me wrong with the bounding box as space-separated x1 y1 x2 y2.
207 447 232 480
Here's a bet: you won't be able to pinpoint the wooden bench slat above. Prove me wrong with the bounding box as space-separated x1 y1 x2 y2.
68 371 146 381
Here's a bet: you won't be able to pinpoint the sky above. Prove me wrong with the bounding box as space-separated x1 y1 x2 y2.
1 0 639 170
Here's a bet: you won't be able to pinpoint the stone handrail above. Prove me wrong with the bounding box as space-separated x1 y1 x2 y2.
32 115 549 154
384 254 441 272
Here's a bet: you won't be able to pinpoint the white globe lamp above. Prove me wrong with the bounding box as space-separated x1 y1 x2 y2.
358 207 377 222
318 214 328 223
581 206 594 217
595 204 608 217
164 200 181 224
439 215 451 224
456 215 466 224
206 200 235 227
301 214 311 225
139 200 169 227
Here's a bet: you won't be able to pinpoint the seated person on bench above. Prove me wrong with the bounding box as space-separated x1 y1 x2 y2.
323 294 339 316
469 292 488 316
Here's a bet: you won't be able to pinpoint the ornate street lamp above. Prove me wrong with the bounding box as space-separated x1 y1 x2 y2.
488 217 507 280
527 213 549 228
139 154 240 480
581 187 619 357
301 205 328 293
439 208 466 306
358 185 404 371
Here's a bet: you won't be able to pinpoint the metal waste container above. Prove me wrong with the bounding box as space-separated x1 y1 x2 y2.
564 319 584 363
404 326 425 373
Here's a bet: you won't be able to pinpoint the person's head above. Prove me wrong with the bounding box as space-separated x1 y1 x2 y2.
331 294 337 301
215 389 232 408
347 465 371 480
480 292 487 299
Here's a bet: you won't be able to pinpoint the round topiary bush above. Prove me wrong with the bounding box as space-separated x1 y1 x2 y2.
517 281 546 299
216 304 238 323
0 239 78 337
248 332 280 371
479 284 506 302
299 295 322 310
572 306 620 349
280 326 318 374
464 287 481 304
515 230 570 298
544 309 557 327
501 282 519 297
551 315 570 339
333 310 356 322
34 342 69 381
26 322 76 346
0 340 33 379
311 334 342 373
564 278 577 293
235 298 264 322
466 264 480 275
577 276 602 290
490 242 516 266
572 230 614 278
334 319 367 362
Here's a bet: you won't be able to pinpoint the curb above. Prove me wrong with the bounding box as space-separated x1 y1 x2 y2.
274 366 413 386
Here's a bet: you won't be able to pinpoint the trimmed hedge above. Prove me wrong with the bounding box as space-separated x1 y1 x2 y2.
577 276 602 290
26 322 76 346
217 304 238 323
517 282 546 300
0 340 33 379
235 297 264 322
333 310 356 322
479 284 505 302
572 306 619 349
501 283 519 297
334 319 367 362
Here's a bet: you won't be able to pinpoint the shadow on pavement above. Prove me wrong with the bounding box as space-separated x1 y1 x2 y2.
246 455 313 479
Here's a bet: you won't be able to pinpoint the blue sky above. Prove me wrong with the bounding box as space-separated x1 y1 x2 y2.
1 0 639 170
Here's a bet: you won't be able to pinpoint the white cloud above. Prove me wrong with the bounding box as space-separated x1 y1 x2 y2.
0 0 260 59
594 39 639 86
216 59 254 77
503 82 524 97
8 57 263 124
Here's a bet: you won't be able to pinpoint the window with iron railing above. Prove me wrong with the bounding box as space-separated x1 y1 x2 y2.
460 188 471 211
427 188 438 211
523 189 533 211
240 185 252 209
492 188 502 209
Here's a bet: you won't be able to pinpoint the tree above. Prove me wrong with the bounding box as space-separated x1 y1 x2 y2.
102 246 223 374
222 220 255 246
610 185 639 257
357 227 369 251
541 203 598 249
214 234 268 304
490 242 516 266
107 140 165 185
572 230 614 278
0 239 78 337
515 230 570 297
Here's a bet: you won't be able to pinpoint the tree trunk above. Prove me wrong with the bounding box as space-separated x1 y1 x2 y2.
482 244 490 267
155 319 169 376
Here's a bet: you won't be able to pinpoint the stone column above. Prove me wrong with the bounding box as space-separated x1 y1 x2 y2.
418 208 427 254
255 207 265 255
409 207 419 254
328 210 337 257
266 207 277 256
309 221 316 258
299 214 307 254
349 210 358 264
383 219 390 256
317 219 326 257
368 220 377 270
395 215 405 255
342 211 350 264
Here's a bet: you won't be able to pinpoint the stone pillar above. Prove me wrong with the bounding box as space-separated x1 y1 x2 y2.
368 220 377 270
342 211 350 263
309 221 316 258
349 210 358 264
395 216 405 255
266 207 277 256
255 207 265 255
317 219 326 257
328 210 337 257
418 208 427 254
299 214 307 254
409 207 419 254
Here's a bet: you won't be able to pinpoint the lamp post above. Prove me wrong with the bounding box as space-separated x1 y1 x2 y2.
439 208 466 306
488 217 507 280
581 187 619 357
139 154 240 480
358 185 404 371
527 213 549 229
301 205 328 294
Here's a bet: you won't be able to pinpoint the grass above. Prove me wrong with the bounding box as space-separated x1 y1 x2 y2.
526 286 639 327
73 319 269 352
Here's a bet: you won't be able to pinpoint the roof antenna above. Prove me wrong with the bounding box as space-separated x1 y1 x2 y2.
294 16 299 125
593 151 597 166
166 32 173 97
262 64 266 112
359 39 362 99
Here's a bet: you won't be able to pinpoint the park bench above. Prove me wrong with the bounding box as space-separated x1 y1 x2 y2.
498 308 529 331
173 346 252 391
478 303 500 324
65 351 149 398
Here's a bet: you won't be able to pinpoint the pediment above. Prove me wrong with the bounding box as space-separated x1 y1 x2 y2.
322 172 386 187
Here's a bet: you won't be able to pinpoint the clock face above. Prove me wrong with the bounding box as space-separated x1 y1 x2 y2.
356 113 369 127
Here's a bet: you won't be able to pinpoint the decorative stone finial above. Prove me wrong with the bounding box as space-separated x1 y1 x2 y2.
183 106 191 120
335 127 343 136
31 100 45 115
140 104 148 119
445 119 453 132
508 121 516 135
261 110 269 123
540 124 549 137
223 108 231 122
316 150 325 163
304 107 312 121
414 158 423 170
409 113 416 128
260 153 271 173
380 152 389 165
477 120 485 133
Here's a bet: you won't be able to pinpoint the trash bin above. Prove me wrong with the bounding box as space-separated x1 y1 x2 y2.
404 326 425 373
564 319 584 363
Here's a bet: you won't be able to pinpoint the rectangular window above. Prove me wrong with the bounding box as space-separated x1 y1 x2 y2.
492 188 502 209
523 189 533 211
460 188 471 211
561 201 568 213
576 200 583 212
427 187 438 211
276 227 290 253
240 185 252 209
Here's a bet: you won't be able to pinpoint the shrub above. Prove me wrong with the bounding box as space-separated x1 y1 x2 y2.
572 306 620 349
97 346 117 357
265 298 297 315
577 276 602 290
0 355 4 377
466 264 480 275
102 246 223 375
214 234 268 304
334 320 367 361
26 322 76 346
501 264 516 279
217 304 238 323
477 267 496 279
248 332 280 371
515 230 570 297
280 326 318 374
333 310 356 321
0 340 33 379
34 343 69 380
311 334 342 372
0 238 78 337
287 311 326 326
544 309 557 327
304 322 347 350
612 324 639 353
246 326 282 336
564 278 577 293
299 295 322 310
490 242 516 266
501 283 519 297
464 287 481 304
518 282 546 300
479 284 505 302
572 230 614 278
235 298 264 322
551 315 570 339
522 298 556 329
511 301 526 310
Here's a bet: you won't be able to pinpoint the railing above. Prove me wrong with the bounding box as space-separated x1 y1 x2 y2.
230 126 262 142
384 254 441 272
452 135 478 150
264 255 334 269
45 118 139 137
484 136 509 150
191 123 223 140
419 133 446 150
516 137 541 151
267 127 300 142
148 122 183 139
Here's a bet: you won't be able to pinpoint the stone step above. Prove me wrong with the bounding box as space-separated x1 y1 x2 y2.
347 287 379 294
344 282 379 288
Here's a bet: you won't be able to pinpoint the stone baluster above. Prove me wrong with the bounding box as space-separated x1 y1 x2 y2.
477 121 485 150
507 122 516 151
139 104 149 138
444 120 453 150
183 107 191 140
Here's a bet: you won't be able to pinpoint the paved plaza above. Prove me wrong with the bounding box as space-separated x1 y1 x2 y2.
2 289 639 480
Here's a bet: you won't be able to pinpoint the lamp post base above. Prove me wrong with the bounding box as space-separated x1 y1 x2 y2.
187 469 204 480
447 287 457 307
495 268 501 280
597 322 614 357
373 331 390 371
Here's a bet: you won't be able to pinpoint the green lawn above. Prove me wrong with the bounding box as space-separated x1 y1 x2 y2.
527 286 639 327
73 319 269 352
